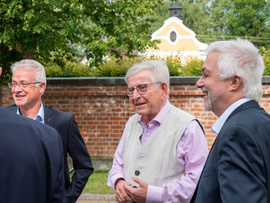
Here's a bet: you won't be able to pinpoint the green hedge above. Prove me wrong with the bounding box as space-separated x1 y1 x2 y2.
261 47 270 75
45 55 203 77
45 49 270 77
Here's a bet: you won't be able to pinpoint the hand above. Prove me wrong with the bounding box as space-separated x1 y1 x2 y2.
115 179 133 203
125 176 148 203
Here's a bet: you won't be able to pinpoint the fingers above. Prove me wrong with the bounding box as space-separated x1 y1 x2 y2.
115 194 124 203
115 180 133 203
125 177 148 203
115 177 148 202
132 176 145 186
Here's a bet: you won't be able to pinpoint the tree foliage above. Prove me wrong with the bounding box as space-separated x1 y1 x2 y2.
0 0 163 82
225 0 270 47
148 0 170 34
173 0 270 45
182 0 210 35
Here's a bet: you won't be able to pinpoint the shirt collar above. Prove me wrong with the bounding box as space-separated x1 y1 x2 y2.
17 102 45 123
211 98 251 134
139 99 171 126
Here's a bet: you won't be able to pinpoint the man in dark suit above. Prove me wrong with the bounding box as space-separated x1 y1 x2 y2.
191 38 270 203
2 59 94 203
0 67 65 202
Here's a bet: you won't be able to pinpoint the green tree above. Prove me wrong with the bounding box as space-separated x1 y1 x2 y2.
200 0 270 45
226 0 270 46
183 0 235 43
148 0 170 34
182 0 210 35
204 0 232 34
0 0 163 82
171 0 270 45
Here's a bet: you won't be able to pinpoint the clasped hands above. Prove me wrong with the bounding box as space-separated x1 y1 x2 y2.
115 176 148 203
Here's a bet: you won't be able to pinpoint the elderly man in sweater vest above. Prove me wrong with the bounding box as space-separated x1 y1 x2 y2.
107 60 208 203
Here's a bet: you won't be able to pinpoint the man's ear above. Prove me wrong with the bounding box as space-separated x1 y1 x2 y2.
161 82 167 100
230 75 242 91
39 82 46 94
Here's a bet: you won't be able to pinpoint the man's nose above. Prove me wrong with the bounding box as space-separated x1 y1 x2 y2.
131 88 141 99
196 77 203 88
13 84 23 91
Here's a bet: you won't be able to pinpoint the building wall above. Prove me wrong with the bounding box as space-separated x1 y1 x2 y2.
148 39 199 52
2 77 270 159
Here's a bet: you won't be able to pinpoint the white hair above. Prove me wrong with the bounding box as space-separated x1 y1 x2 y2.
11 59 47 86
125 60 170 98
204 38 265 102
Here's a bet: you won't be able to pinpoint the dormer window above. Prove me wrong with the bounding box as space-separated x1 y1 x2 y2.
170 31 177 42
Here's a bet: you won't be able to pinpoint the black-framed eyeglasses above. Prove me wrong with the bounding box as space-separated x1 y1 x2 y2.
8 82 42 89
125 82 161 97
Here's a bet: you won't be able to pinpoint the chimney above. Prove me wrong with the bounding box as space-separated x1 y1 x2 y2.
169 1 183 20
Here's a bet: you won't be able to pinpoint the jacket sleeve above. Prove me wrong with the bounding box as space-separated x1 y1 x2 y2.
41 125 66 203
218 125 267 202
52 131 66 203
66 115 94 203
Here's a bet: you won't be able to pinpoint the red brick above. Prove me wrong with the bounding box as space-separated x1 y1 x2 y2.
1 83 269 159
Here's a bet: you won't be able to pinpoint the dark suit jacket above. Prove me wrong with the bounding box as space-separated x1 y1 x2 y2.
2 104 94 203
191 100 270 203
0 108 65 203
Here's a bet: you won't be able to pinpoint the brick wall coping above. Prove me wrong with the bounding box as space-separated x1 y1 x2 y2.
47 76 270 85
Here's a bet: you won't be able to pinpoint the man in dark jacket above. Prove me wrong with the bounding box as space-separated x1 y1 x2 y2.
0 66 65 202
2 59 94 203
192 39 270 203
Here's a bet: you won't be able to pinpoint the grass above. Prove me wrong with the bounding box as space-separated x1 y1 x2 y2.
81 170 115 194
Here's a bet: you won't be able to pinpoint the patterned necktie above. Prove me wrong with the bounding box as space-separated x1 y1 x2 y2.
35 115 43 123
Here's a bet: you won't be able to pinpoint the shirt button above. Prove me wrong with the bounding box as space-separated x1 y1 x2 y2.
135 170 140 176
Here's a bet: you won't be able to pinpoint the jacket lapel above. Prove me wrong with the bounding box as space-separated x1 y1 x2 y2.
208 100 259 153
44 105 54 128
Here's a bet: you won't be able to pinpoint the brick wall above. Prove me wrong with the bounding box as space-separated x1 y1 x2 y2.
2 76 270 159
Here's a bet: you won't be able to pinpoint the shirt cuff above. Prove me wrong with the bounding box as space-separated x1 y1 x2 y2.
146 185 162 203
114 178 125 189
108 174 124 190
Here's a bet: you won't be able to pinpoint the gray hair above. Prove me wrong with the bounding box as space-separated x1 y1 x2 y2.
204 38 264 102
11 59 47 87
124 60 170 98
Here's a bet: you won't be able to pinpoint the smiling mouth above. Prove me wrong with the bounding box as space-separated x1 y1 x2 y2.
134 101 147 107
15 95 25 98
136 103 145 106
201 88 208 96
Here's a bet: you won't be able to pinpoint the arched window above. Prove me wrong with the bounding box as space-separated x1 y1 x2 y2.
170 31 177 42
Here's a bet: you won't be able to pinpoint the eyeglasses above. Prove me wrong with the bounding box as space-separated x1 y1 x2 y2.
8 82 42 89
125 82 161 97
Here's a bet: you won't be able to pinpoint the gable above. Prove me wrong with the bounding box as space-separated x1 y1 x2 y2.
156 22 192 37
150 17 207 52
